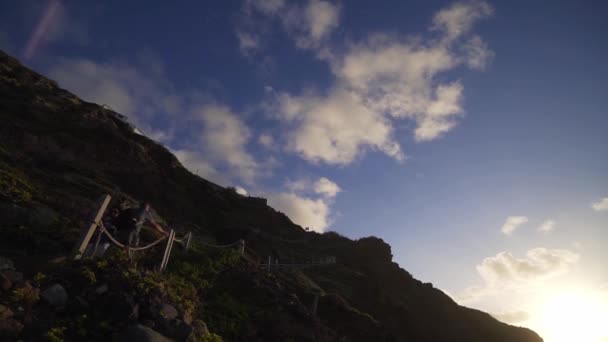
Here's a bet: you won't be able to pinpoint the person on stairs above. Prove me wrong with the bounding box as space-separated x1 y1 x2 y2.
117 201 169 248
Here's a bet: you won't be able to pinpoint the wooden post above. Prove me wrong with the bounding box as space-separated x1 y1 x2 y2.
74 194 111 260
239 239 245 256
160 230 176 272
184 232 192 252
312 294 319 316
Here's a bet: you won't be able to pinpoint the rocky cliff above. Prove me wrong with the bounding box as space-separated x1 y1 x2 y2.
0 49 543 342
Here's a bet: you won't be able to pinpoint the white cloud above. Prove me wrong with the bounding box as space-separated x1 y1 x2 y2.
271 176 341 231
456 248 580 304
501 216 528 235
285 179 310 193
195 104 263 185
268 192 330 232
172 149 227 185
246 0 340 50
454 285 486 303
463 35 494 70
492 310 530 324
305 0 340 43
414 82 464 141
285 177 342 198
286 0 340 49
336 39 456 119
236 30 260 54
538 220 556 233
592 197 608 211
432 0 494 42
260 1 493 164
275 88 404 164
476 248 579 286
314 177 341 198
258 133 274 148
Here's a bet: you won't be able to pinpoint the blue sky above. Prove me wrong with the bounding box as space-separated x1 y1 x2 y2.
1 1 607 340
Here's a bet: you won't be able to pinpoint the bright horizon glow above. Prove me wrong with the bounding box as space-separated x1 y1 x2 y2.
531 289 608 342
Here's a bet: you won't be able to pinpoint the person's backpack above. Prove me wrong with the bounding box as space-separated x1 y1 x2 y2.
115 208 139 231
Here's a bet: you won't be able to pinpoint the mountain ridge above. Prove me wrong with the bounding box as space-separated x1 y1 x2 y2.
0 49 542 341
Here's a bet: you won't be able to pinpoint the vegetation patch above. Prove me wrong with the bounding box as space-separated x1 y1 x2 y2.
0 167 35 203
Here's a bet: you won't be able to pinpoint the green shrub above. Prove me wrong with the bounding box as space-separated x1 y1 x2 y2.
201 333 223 342
45 326 66 342
0 168 35 203
80 267 96 284
202 292 249 338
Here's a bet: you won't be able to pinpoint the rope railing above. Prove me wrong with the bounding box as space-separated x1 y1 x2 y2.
93 222 192 272
97 222 168 251
92 219 326 273
76 194 331 275
173 234 187 243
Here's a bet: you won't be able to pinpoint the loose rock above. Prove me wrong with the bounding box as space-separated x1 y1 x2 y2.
191 320 209 338
117 324 172 342
156 318 192 341
95 283 109 295
159 303 178 319
41 283 68 308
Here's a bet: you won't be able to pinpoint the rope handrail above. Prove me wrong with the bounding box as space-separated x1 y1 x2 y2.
98 222 168 251
173 231 191 243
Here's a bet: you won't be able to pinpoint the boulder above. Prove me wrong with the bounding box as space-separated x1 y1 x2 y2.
95 283 109 295
40 283 68 307
117 324 173 342
0 257 14 271
191 320 209 338
156 318 192 341
159 303 178 319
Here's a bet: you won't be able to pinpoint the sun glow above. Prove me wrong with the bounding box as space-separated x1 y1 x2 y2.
537 290 608 342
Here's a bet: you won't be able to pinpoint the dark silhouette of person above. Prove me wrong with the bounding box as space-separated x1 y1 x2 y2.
118 201 168 247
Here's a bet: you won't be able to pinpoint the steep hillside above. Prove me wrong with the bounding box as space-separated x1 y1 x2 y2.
0 49 543 341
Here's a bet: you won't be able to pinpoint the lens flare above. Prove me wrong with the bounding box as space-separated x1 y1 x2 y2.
23 0 61 59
